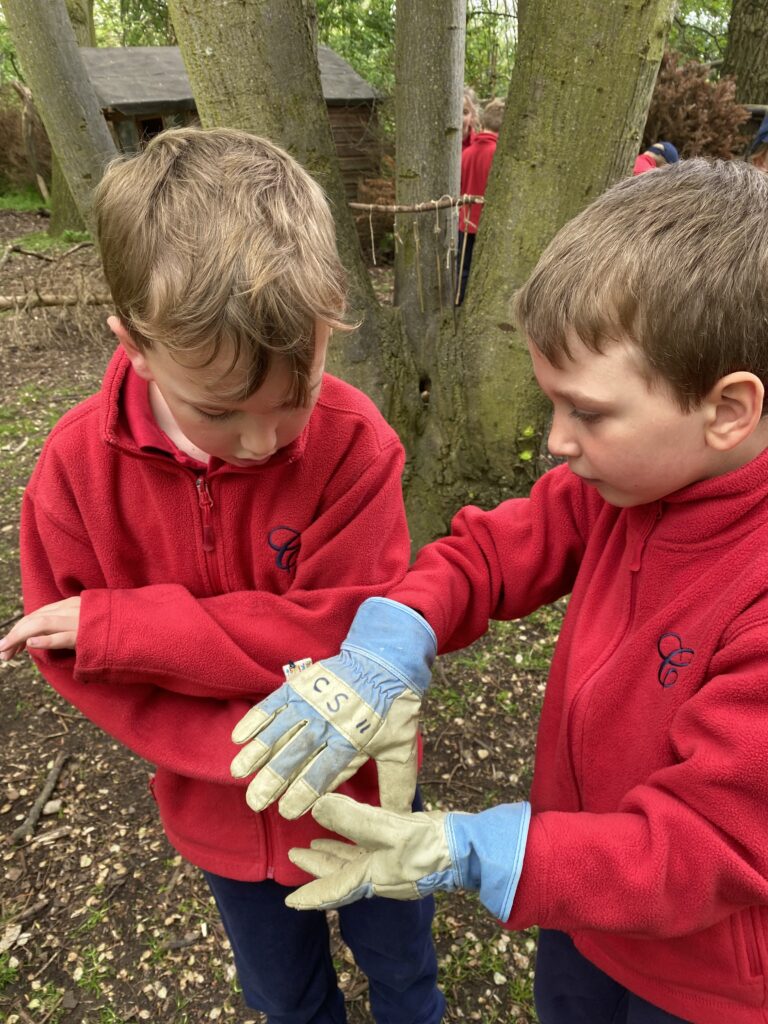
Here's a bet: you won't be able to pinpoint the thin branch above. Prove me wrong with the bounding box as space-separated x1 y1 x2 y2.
349 194 485 214
0 292 110 311
9 751 69 844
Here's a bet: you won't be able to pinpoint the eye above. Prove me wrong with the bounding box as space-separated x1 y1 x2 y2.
196 408 235 422
569 408 602 424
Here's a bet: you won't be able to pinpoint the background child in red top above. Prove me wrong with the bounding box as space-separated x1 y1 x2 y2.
0 128 444 1024
234 160 768 1024
456 96 505 304
633 139 679 175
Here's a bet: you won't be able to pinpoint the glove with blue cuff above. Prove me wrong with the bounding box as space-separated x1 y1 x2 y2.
285 793 531 920
230 598 437 820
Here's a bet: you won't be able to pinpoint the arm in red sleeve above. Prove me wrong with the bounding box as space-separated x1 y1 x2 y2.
389 464 606 652
508 617 768 937
73 441 410 698
20 490 251 784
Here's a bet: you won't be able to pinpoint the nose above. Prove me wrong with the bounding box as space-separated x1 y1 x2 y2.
240 418 278 459
547 410 580 459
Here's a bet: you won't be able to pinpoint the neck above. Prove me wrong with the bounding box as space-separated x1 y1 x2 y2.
148 382 210 463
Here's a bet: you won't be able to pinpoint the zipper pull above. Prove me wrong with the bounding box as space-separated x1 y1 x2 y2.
196 476 215 552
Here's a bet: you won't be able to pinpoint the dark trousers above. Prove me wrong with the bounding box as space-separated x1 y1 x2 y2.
456 231 476 305
204 872 443 1024
534 929 691 1024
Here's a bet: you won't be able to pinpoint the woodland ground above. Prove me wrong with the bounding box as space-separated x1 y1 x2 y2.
0 209 562 1024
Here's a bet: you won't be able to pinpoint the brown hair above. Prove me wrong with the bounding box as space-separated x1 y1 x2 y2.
93 126 350 404
515 159 768 411
481 98 505 134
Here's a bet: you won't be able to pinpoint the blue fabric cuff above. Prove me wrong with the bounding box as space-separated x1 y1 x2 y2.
343 597 437 696
445 802 531 921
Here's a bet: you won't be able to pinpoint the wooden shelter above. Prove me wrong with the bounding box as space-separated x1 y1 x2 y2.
78 46 383 205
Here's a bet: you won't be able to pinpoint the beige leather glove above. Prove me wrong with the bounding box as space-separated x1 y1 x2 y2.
286 792 531 921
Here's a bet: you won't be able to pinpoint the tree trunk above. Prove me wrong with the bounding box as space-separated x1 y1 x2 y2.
448 0 677 523
722 0 768 104
49 0 97 236
394 0 464 367
3 0 117 231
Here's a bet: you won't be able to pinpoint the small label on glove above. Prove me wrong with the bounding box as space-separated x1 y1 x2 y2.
282 658 313 681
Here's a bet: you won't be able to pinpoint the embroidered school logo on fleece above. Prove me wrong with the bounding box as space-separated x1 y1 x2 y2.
656 632 694 688
268 526 301 571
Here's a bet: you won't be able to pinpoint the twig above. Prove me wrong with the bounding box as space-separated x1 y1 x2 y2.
10 751 69 844
17 897 49 924
0 292 110 311
57 241 94 262
0 612 23 631
8 245 56 262
349 194 485 214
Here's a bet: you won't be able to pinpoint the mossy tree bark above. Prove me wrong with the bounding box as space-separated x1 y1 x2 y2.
3 0 116 232
49 0 97 236
722 0 768 104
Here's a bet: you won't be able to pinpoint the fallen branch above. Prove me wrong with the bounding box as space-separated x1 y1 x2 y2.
7 245 56 262
10 751 69 844
0 292 110 311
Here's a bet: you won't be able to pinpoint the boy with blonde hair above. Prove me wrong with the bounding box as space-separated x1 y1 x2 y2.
0 127 444 1024
233 159 768 1023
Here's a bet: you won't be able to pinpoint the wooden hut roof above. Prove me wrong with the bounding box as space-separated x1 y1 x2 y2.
78 45 378 116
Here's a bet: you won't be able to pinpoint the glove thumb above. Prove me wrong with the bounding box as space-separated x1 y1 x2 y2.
376 753 417 815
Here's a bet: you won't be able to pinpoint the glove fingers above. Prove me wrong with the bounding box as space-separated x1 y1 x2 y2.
278 746 366 820
287 842 357 877
376 754 418 815
231 690 288 744
285 857 372 911
312 793 403 849
243 720 328 813
230 716 305 779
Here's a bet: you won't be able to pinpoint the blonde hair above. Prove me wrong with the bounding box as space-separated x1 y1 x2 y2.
515 159 768 412
93 127 349 404
481 98 505 134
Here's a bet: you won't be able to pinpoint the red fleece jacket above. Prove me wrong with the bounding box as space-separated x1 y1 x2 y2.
21 348 410 883
459 130 498 233
390 454 768 1024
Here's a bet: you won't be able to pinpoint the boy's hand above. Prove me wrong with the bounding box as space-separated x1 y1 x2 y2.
230 598 436 819
285 793 531 920
0 596 81 661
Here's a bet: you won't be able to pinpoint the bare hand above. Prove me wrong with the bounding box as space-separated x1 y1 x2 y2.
0 596 81 661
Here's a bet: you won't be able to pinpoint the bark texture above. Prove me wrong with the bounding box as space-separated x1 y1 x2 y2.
722 0 768 104
49 0 97 235
453 0 677 509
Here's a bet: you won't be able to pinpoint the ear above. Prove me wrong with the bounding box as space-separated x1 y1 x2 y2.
107 315 155 382
703 372 765 451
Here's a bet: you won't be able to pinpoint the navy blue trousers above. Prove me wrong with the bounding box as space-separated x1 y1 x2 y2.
534 930 691 1024
203 872 444 1024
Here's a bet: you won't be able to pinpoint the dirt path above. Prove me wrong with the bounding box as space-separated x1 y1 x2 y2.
0 210 548 1023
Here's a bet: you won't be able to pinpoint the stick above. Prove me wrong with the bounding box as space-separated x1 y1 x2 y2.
0 292 110 311
10 751 69 844
349 194 485 214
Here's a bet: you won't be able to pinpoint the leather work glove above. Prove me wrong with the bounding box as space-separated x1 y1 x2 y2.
285 793 531 921
230 598 437 820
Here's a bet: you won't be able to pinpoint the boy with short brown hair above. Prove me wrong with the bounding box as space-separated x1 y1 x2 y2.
0 127 444 1024
236 159 768 1024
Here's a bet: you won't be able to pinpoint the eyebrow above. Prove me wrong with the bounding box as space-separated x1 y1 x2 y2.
549 388 614 409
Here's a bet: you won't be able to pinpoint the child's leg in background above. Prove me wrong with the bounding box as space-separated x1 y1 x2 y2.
203 872 347 1024
534 929 691 1024
337 892 444 1024
336 784 443 1024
